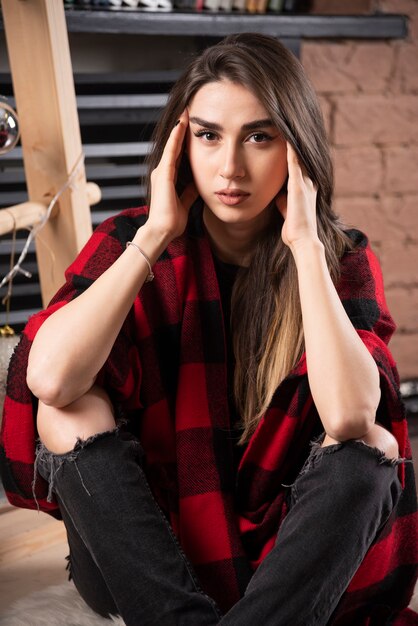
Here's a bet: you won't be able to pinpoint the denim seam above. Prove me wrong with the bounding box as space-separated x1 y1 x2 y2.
306 444 401 625
310 511 387 626
137 464 223 621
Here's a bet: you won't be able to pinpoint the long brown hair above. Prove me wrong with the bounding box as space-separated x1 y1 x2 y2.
146 33 353 443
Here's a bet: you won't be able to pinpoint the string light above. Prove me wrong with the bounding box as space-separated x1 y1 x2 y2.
1 209 17 335
0 152 85 291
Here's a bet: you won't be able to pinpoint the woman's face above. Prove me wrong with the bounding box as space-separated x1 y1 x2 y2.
186 79 288 229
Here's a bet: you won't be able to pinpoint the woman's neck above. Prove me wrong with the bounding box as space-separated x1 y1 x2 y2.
203 205 273 267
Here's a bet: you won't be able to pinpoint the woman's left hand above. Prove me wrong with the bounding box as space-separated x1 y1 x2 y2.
276 142 319 252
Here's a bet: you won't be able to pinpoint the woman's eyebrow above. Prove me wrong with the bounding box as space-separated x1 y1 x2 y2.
242 119 276 131
189 116 275 131
189 116 222 130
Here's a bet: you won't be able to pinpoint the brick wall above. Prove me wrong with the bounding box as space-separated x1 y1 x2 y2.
301 0 418 380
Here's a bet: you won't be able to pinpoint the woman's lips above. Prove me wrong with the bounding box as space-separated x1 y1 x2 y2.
215 191 250 206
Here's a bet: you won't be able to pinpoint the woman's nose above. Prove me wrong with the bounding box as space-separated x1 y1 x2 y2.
219 143 245 180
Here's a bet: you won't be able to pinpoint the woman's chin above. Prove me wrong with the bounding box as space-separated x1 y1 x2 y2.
203 201 275 228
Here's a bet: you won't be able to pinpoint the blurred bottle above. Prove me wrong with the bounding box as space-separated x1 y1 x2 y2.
283 0 312 11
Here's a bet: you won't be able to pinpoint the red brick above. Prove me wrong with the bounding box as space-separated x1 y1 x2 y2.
387 43 403 95
388 332 418 380
379 0 418 41
381 195 418 239
386 287 418 331
396 44 418 93
333 146 382 195
302 44 356 93
333 197 401 244
334 95 418 145
384 148 418 193
379 240 418 286
343 44 394 93
318 95 332 138
302 43 394 94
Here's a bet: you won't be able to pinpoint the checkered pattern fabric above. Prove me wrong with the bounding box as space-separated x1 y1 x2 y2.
1 204 417 623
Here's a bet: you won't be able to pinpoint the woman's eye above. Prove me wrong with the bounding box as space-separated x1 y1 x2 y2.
195 131 218 142
249 133 273 143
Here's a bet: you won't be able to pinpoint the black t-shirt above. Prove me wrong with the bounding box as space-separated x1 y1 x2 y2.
212 254 246 475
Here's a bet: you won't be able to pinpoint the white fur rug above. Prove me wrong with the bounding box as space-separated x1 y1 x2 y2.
1 579 417 625
0 583 125 626
409 584 418 613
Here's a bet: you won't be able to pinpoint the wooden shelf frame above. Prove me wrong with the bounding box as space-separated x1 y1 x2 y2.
56 12 408 39
1 0 96 306
0 12 409 39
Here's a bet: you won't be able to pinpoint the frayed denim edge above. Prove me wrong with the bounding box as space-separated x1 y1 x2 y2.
281 435 411 489
32 422 127 510
298 434 411 480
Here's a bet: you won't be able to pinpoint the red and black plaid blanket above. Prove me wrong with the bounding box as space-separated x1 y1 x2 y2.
1 205 417 624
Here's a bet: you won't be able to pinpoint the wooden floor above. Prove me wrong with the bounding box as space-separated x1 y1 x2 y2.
0 506 68 612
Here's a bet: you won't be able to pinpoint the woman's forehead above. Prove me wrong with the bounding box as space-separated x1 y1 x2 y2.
188 80 269 123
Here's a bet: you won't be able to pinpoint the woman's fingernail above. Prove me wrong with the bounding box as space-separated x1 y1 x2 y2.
175 119 180 127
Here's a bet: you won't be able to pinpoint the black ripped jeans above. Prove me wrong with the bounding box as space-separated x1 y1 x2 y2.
34 428 403 626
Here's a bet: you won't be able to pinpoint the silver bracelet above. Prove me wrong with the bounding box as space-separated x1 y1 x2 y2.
126 241 154 282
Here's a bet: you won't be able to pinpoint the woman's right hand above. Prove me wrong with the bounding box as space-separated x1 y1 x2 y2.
146 108 198 243
27 111 198 408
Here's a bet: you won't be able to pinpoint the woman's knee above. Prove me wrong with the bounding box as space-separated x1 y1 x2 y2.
36 385 116 454
322 422 399 461
358 422 399 461
315 424 401 514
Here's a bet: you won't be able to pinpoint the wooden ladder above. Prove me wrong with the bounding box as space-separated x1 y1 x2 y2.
1 0 99 306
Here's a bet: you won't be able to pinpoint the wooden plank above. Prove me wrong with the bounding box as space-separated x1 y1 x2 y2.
1 0 93 306
1 163 147 184
1 142 152 161
0 261 38 277
78 108 162 126
0 540 69 612
0 182 100 234
0 191 33 206
86 163 147 179
83 142 151 157
0 507 66 567
0 184 143 207
100 185 145 200
0 69 182 87
0 508 69 612
0 12 409 39
76 94 168 109
7 93 169 110
57 12 408 39
0 201 47 235
92 210 120 226
0 283 39 297
0 308 41 327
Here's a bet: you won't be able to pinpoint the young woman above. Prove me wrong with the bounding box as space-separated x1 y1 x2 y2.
1 33 417 625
